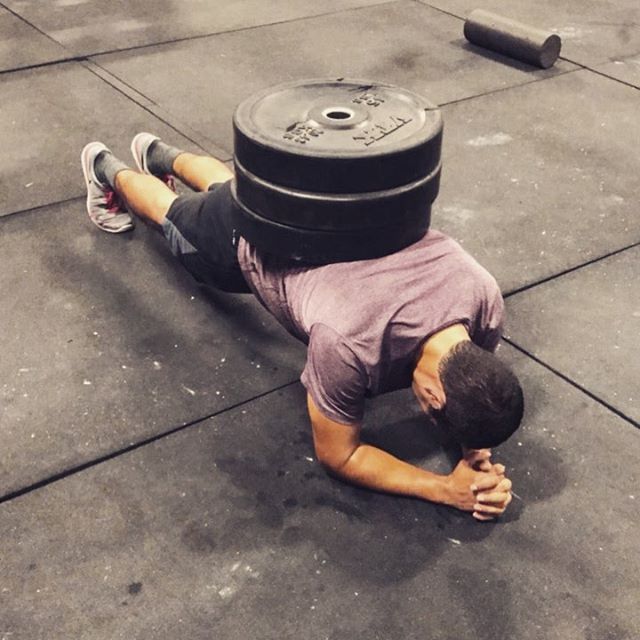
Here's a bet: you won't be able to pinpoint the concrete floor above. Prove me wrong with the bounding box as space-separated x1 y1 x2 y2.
1 1 639 638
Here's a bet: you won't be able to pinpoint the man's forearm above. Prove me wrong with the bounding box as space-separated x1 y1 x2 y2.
330 443 452 505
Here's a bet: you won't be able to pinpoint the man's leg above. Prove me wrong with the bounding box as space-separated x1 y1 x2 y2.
82 136 249 293
82 138 233 230
128 134 250 294
81 141 178 231
113 170 178 227
125 139 233 223
130 132 233 193
173 152 233 192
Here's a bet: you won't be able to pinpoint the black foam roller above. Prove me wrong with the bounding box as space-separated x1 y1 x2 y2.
464 9 562 69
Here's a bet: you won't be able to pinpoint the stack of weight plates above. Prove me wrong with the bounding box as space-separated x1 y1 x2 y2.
231 78 443 263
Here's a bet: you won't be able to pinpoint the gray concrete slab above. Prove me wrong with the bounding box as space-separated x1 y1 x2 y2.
432 69 640 293
419 0 640 67
2 0 393 56
505 245 640 424
595 54 640 89
0 7 69 71
95 0 575 156
0 200 304 497
0 62 228 218
1 345 638 639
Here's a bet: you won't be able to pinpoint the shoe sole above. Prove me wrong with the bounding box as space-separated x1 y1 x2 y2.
80 142 134 234
131 132 177 192
130 132 155 174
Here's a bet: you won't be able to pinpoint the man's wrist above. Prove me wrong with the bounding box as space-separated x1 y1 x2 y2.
417 470 452 505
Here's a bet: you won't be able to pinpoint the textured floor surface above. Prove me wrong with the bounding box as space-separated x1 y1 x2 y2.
1 1 638 638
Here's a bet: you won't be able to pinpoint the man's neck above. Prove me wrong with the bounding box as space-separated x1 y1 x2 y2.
415 323 471 381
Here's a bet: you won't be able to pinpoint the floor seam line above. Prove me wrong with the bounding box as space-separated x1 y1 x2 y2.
0 195 84 221
0 379 300 506
549 52 640 92
439 67 581 107
1 3 76 54
0 56 83 76
10 0 401 64
413 0 466 22
412 1 639 96
580 65 640 92
504 240 640 298
503 337 639 429
83 59 159 105
81 60 232 157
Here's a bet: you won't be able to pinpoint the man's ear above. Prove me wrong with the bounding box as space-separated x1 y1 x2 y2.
424 385 445 410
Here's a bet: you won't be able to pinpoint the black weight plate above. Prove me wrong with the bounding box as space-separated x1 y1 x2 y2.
231 184 430 264
234 159 441 231
233 78 443 194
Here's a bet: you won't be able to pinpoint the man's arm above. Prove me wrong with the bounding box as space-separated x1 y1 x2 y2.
308 394 511 516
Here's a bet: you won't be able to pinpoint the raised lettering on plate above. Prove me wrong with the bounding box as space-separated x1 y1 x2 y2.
352 92 385 107
352 115 413 146
283 122 325 144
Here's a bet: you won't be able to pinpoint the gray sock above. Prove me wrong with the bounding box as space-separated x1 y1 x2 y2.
147 139 184 176
95 151 130 188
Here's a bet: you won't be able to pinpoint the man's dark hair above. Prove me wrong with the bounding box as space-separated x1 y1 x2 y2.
434 341 524 448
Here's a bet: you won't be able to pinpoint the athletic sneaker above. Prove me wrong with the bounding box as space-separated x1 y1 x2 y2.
80 142 134 233
130 132 177 191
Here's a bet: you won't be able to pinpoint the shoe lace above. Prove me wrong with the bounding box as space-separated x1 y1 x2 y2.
93 190 126 224
105 190 121 213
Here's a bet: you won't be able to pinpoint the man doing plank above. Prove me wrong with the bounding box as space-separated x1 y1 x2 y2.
81 134 523 521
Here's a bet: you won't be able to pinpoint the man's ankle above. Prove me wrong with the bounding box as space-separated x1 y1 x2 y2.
147 140 183 176
95 151 130 188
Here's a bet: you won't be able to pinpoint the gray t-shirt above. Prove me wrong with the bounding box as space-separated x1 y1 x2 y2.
237 230 504 425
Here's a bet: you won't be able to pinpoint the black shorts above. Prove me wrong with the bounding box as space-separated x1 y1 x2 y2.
162 180 251 293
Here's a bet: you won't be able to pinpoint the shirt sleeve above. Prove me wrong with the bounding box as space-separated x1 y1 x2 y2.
475 282 505 353
477 322 503 352
300 323 368 426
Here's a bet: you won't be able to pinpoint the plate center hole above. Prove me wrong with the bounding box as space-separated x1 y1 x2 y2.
323 107 354 120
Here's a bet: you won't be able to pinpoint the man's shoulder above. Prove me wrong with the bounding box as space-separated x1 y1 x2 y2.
426 230 499 286
307 324 367 375
308 322 354 350
422 229 476 258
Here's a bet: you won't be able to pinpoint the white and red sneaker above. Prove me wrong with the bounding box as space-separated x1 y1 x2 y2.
80 142 134 233
130 132 177 191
